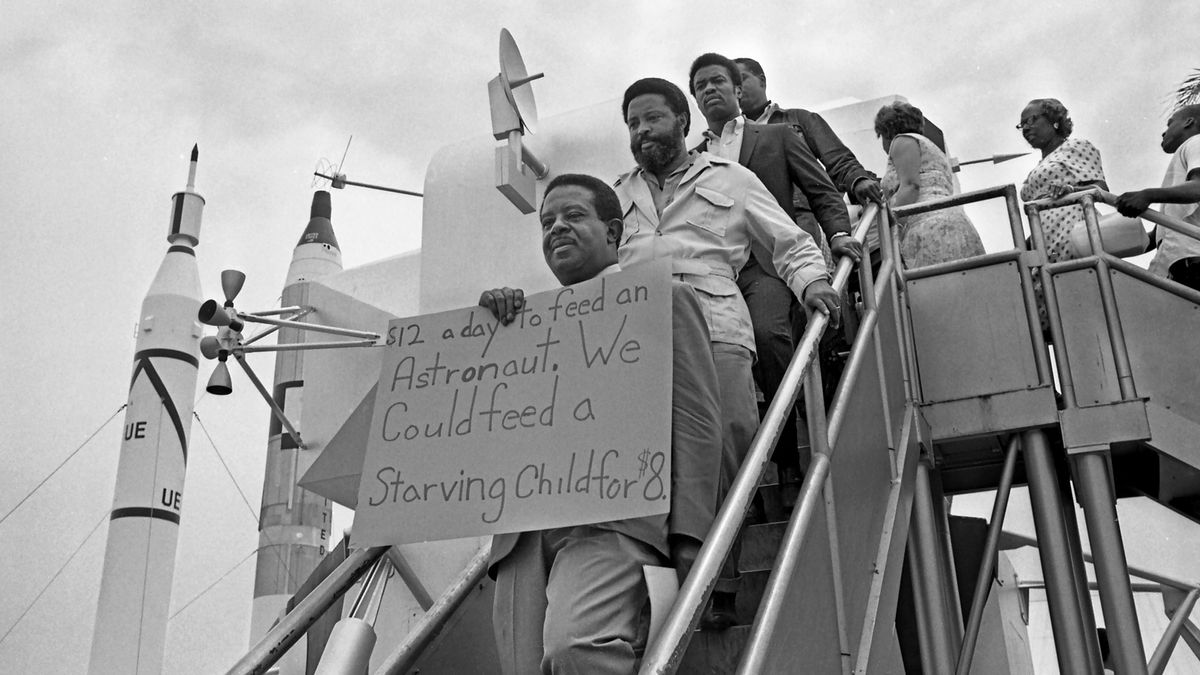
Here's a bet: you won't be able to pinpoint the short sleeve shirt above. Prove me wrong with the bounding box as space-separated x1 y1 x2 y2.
1149 134 1200 276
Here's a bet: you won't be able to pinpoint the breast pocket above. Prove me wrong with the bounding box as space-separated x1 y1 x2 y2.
620 202 641 248
687 186 733 238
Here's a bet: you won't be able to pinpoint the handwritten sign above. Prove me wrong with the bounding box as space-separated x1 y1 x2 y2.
353 261 673 545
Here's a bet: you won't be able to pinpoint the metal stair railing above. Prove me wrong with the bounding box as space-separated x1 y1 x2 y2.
638 203 884 675
736 201 907 675
373 541 492 675
226 545 390 675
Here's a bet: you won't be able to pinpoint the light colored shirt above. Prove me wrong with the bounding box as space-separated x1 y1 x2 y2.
1149 134 1200 276
613 151 828 352
751 101 783 125
645 157 692 215
701 115 745 162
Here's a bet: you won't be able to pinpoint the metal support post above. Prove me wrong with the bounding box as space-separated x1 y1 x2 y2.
907 533 938 675
1022 429 1092 674
1074 450 1148 674
1058 454 1102 673
911 460 958 673
1180 619 1200 664
955 435 1020 675
930 470 965 645
1149 587 1200 675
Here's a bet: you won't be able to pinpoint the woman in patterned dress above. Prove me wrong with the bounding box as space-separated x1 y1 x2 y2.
1018 98 1109 263
875 101 986 268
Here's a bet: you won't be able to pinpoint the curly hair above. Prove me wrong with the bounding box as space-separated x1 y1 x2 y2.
687 53 741 95
874 101 925 138
622 77 691 136
1026 98 1073 137
543 174 622 224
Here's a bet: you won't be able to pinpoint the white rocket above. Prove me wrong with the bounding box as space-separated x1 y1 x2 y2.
248 191 341 674
90 146 203 675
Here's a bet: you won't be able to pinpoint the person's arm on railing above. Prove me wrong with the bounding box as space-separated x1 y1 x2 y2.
1098 189 1200 243
1113 169 1200 217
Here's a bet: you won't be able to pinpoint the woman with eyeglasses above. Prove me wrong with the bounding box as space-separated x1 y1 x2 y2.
1018 98 1109 263
875 101 985 268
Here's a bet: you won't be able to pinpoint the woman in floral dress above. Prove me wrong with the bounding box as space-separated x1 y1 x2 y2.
1018 98 1109 262
876 101 986 268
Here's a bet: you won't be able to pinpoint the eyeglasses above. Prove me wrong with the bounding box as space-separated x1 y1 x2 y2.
1016 114 1045 131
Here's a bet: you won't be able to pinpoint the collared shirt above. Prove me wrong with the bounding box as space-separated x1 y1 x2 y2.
1149 135 1200 276
701 115 746 162
613 151 828 352
750 101 783 125
646 155 694 216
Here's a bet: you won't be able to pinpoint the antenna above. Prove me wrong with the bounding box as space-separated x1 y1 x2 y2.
311 134 423 197
489 28 548 214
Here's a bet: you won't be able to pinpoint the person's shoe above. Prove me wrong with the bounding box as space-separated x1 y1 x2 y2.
699 591 738 630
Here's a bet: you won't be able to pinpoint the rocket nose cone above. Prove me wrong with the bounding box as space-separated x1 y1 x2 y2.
297 190 339 249
310 190 331 220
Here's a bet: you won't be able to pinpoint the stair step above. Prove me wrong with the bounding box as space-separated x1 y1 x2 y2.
755 483 800 523
738 522 785 574
678 625 753 674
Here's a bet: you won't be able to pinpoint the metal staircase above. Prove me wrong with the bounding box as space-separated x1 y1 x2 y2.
227 189 1200 675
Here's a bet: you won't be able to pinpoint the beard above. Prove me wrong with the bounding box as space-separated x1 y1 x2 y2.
631 119 686 175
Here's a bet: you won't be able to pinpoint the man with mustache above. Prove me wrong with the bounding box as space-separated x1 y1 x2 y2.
689 52 857 500
618 76 835 626
481 173 724 674
486 77 833 629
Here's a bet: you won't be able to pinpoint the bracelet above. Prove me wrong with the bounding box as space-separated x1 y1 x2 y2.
830 232 851 241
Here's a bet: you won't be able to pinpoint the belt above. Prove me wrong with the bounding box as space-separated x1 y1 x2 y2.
671 258 735 279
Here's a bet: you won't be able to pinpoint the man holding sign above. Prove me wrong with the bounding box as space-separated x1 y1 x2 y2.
480 173 723 675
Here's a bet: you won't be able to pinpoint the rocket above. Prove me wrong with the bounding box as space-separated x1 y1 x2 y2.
90 146 203 675
248 191 341 674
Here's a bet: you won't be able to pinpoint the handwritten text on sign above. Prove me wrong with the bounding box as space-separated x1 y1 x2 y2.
353 261 673 545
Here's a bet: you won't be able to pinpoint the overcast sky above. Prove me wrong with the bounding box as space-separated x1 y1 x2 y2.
2 1 1198 672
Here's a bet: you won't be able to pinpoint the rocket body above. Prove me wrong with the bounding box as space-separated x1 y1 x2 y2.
248 191 341 674
90 150 203 675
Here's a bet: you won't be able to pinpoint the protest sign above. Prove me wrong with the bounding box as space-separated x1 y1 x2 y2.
353 261 673 545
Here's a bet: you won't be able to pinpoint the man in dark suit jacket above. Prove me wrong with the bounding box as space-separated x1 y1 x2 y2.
733 56 883 208
480 173 723 673
688 52 857 488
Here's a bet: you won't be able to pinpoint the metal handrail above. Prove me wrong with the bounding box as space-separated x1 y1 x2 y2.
1095 190 1200 243
739 208 897 674
374 541 492 675
638 203 881 674
226 545 390 675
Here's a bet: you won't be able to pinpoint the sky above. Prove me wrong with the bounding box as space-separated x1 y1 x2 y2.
2 1 1199 672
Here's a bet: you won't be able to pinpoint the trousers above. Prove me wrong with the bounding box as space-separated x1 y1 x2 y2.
711 342 759 593
492 526 662 675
